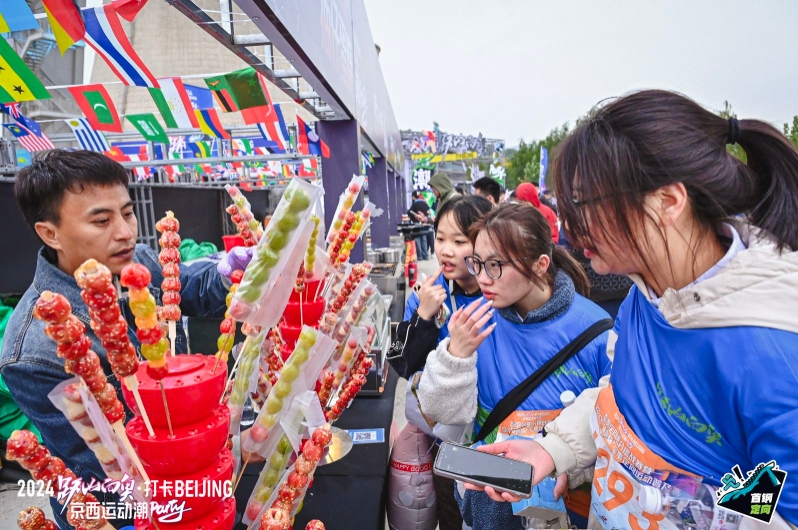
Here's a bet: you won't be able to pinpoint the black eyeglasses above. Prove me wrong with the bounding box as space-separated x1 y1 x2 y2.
465 256 512 280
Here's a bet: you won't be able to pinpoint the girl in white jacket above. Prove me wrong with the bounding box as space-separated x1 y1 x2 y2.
465 90 798 530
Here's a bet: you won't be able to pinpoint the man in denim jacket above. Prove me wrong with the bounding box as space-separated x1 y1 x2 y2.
0 150 235 528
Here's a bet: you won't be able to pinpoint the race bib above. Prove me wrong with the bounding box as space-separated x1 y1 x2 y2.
496 409 561 442
590 386 741 530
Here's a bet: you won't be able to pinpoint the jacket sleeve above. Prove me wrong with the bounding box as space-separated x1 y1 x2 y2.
417 338 478 426
388 311 441 379
537 330 617 475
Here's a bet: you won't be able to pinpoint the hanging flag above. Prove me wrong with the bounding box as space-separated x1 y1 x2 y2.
68 84 123 132
109 0 149 22
243 104 288 153
66 118 111 152
184 84 214 110
282 163 295 178
204 67 267 112
265 160 281 177
296 115 330 158
0 0 38 32
1 102 43 137
42 0 86 55
195 109 230 139
0 39 52 103
539 146 548 192
361 151 374 170
4 123 55 152
149 78 199 129
126 113 168 143
104 145 130 162
16 148 32 167
81 4 159 88
299 158 318 177
188 140 211 158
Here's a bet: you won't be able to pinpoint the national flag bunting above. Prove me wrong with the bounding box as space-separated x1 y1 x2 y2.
297 115 330 158
184 84 214 110
1 102 42 136
149 77 199 129
66 118 110 152
0 38 52 103
4 123 55 152
188 140 211 158
68 84 123 132
195 109 230 139
42 0 85 55
126 113 168 143
204 67 267 112
299 158 319 177
109 0 149 22
0 0 38 33
82 4 159 88
243 104 288 153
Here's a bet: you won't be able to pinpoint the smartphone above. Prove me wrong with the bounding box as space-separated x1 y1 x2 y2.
433 442 534 498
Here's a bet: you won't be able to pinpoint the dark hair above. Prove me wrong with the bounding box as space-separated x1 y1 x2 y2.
412 190 421 199
554 90 798 272
468 203 590 296
472 177 502 203
455 185 467 195
15 149 130 230
434 195 492 234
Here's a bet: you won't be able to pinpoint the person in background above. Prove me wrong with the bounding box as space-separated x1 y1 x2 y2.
472 176 503 206
515 182 560 243
0 150 250 529
418 203 612 529
388 195 492 530
465 89 798 529
429 171 458 209
408 190 433 260
455 184 467 196
541 189 558 214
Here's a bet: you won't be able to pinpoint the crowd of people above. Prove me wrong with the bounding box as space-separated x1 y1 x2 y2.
392 89 798 530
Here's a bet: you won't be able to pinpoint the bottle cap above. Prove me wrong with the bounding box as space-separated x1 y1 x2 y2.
638 485 663 513
560 390 576 407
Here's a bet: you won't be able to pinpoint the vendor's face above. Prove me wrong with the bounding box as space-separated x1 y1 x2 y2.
435 212 473 283
36 184 138 276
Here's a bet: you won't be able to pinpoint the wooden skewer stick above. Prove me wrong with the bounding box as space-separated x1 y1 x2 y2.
124 376 154 438
168 320 177 356
158 381 174 437
300 293 304 328
232 452 251 495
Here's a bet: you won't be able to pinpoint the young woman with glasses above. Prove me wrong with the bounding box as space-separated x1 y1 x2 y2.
388 195 493 530
417 202 614 529
464 90 798 530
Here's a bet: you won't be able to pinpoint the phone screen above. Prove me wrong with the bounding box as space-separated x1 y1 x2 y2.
434 443 533 495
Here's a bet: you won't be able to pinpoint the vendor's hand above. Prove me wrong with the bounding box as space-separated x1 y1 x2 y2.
217 246 253 281
417 267 447 320
447 298 495 358
240 428 266 463
463 440 557 502
410 210 429 224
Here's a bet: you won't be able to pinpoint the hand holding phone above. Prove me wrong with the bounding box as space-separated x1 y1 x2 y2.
433 442 534 499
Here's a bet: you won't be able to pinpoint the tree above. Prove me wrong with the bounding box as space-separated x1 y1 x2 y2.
783 116 798 149
505 123 570 190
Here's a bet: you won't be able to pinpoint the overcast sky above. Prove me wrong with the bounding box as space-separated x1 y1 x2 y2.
364 0 798 145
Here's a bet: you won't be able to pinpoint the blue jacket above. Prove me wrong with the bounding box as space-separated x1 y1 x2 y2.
0 245 228 529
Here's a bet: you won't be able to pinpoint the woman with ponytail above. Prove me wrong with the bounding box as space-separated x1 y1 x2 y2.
464 90 798 530
417 202 613 529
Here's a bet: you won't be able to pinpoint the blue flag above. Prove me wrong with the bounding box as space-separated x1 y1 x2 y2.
539 146 548 192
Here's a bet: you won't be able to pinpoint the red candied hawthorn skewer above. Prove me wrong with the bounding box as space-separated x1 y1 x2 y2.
155 211 182 356
17 506 57 530
6 430 115 530
72 260 152 479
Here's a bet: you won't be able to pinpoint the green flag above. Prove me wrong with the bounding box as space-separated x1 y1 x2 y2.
0 37 51 103
85 91 116 125
126 113 168 144
205 67 267 112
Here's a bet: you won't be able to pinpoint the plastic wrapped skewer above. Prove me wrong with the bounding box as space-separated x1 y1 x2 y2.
226 184 264 244
326 175 365 244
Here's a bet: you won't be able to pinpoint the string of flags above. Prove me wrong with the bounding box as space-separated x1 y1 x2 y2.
1 0 332 163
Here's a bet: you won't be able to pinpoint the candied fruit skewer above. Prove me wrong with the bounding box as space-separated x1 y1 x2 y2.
73 260 151 482
213 269 244 375
17 506 57 530
156 211 182 357
6 431 115 530
120 263 174 437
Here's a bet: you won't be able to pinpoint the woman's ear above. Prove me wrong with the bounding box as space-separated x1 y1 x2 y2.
535 253 551 275
651 183 689 228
